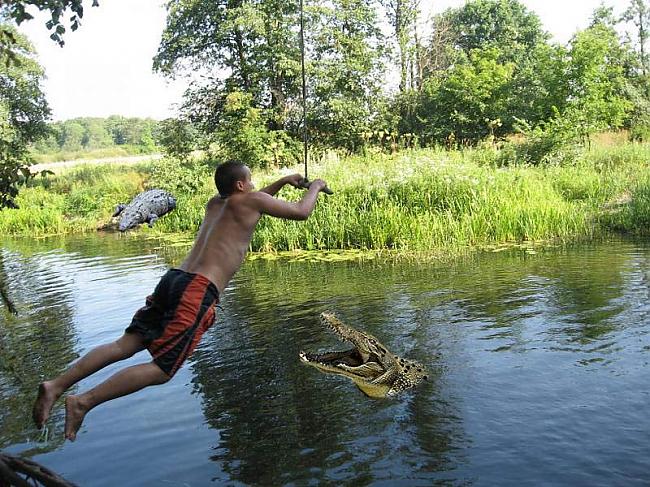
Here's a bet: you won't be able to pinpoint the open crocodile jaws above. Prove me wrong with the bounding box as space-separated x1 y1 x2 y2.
299 312 428 398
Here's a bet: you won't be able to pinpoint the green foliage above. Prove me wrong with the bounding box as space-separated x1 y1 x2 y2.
497 112 583 166
625 182 650 231
211 91 301 168
413 0 561 145
156 118 197 160
442 0 549 64
0 164 146 235
155 0 385 154
621 0 650 79
381 0 420 91
307 0 385 151
416 48 514 145
625 79 650 141
155 0 302 137
3 143 648 245
0 0 98 49
565 24 633 136
630 123 650 141
507 42 569 127
147 157 210 194
0 25 51 209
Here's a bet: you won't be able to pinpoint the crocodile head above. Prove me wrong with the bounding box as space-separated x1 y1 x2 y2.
299 312 428 398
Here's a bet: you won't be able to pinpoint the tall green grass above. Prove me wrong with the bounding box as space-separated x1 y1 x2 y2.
249 151 595 251
0 164 147 235
1 143 648 251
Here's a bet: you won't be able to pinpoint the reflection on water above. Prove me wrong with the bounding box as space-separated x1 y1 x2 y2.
0 234 649 485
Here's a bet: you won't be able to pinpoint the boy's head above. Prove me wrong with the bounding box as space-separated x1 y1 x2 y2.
214 160 254 197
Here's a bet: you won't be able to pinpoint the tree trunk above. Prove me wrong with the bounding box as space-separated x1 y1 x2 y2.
233 28 251 91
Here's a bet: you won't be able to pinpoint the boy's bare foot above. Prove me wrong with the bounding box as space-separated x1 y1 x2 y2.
33 382 60 429
64 395 87 442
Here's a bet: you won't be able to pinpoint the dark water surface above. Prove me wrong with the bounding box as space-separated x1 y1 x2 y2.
0 235 649 486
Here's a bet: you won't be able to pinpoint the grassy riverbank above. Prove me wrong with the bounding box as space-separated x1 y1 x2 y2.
30 145 159 164
1 143 648 251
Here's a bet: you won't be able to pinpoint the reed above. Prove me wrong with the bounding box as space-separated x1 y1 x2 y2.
1 144 648 252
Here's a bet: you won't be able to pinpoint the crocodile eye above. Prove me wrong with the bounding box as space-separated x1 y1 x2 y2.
423 375 429 381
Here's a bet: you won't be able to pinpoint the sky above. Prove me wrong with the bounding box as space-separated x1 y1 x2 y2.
18 0 627 122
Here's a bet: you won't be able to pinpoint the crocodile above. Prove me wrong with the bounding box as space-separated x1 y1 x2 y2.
112 189 177 231
299 312 428 398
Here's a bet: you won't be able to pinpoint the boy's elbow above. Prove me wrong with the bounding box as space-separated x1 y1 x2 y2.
293 204 311 220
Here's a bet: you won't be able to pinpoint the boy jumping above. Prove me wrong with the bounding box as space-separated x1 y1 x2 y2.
33 160 328 441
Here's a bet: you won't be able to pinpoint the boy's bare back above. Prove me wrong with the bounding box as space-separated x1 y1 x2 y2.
179 169 326 293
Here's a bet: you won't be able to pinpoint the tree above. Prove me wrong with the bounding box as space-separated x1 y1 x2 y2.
408 0 553 143
381 0 420 91
415 48 514 145
156 0 385 156
421 11 456 79
565 23 632 137
156 117 198 160
155 0 301 134
0 0 99 49
59 120 84 151
442 0 549 65
622 0 650 80
307 0 386 150
82 118 112 149
0 24 50 209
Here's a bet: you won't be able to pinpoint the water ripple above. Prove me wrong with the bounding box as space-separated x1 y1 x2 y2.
0 237 649 486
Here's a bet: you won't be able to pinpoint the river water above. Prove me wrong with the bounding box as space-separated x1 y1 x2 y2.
0 235 649 486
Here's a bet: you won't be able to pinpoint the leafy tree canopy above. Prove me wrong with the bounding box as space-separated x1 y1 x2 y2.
441 0 549 64
0 24 50 208
0 0 99 47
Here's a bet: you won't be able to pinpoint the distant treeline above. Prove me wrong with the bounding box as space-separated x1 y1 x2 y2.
31 116 161 155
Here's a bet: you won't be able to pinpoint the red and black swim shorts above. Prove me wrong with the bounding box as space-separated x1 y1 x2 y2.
126 268 219 377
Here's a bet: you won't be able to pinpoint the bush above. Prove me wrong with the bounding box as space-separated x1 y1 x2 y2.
213 91 301 169
146 157 211 194
497 113 583 165
629 124 650 142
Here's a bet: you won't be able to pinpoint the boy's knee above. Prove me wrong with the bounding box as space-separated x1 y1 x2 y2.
115 333 145 359
157 372 172 384
151 364 172 384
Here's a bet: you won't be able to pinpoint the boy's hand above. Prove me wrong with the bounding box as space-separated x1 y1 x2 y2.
295 177 333 195
285 174 305 188
310 179 327 192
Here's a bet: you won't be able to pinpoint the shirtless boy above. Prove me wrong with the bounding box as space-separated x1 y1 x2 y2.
32 160 328 441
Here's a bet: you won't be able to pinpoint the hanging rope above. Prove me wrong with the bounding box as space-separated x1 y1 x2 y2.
298 0 333 195
299 0 309 182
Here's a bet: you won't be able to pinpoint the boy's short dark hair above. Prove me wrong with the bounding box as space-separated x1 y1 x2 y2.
214 160 247 197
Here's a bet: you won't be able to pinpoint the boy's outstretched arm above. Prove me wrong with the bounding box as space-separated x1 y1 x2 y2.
251 179 327 220
260 174 304 196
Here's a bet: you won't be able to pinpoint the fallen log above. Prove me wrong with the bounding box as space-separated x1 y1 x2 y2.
0 452 77 487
